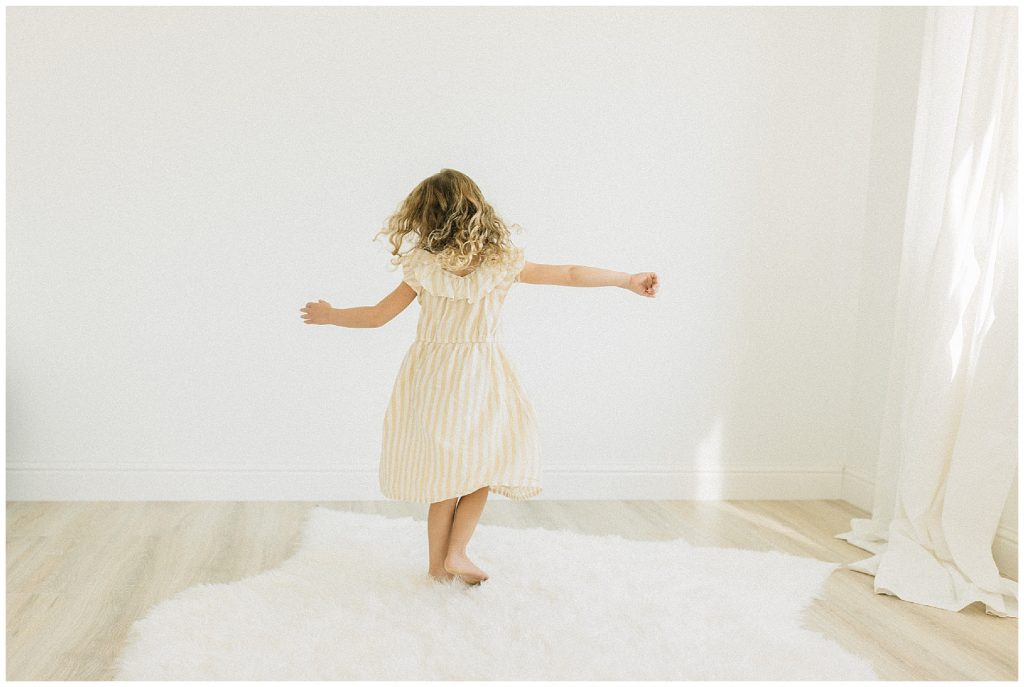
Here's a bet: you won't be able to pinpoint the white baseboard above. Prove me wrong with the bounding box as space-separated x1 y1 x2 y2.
840 465 1018 582
839 465 876 513
6 461 843 501
992 532 1018 582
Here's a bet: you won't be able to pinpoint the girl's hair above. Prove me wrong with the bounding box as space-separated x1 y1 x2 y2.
374 168 521 272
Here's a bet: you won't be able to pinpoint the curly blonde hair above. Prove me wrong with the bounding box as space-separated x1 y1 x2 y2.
373 168 522 273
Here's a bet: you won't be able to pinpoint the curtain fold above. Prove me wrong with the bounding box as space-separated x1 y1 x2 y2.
835 5 1018 618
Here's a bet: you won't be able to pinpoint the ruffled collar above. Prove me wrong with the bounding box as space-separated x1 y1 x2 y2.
402 247 519 303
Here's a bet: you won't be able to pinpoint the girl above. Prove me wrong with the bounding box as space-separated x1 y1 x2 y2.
300 169 658 586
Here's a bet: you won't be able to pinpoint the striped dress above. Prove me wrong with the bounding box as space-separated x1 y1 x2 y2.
379 245 543 503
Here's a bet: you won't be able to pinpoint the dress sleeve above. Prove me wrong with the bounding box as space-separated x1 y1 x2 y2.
400 251 421 294
511 246 526 284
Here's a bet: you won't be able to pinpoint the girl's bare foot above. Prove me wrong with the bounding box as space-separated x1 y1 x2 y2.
428 568 455 582
444 551 489 584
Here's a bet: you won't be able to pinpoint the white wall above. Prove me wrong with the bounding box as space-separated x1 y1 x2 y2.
3 7 952 504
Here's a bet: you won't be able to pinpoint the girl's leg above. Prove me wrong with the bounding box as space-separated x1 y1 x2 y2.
427 497 458 581
445 485 490 583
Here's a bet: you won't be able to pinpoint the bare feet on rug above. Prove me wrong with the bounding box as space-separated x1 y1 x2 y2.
428 568 455 583
444 552 489 584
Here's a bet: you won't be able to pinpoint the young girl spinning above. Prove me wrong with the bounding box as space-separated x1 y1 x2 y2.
300 169 658 586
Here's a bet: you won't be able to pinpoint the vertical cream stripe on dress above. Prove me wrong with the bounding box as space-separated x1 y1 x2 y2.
405 346 429 499
435 349 456 499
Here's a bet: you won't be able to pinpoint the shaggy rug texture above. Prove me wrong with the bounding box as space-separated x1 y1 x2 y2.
114 506 878 680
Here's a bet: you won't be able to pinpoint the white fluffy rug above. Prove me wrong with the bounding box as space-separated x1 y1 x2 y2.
114 506 878 680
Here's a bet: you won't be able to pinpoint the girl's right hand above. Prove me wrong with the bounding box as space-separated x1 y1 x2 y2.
627 272 659 298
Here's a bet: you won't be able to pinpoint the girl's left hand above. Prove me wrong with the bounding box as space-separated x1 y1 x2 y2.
627 272 658 298
301 299 333 324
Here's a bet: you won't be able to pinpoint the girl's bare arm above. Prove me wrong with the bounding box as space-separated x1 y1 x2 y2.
519 261 659 298
301 282 418 327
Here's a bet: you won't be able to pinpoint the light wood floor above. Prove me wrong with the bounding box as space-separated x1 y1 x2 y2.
6 499 1018 680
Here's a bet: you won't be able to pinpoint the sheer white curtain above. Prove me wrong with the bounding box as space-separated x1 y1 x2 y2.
836 6 1018 618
